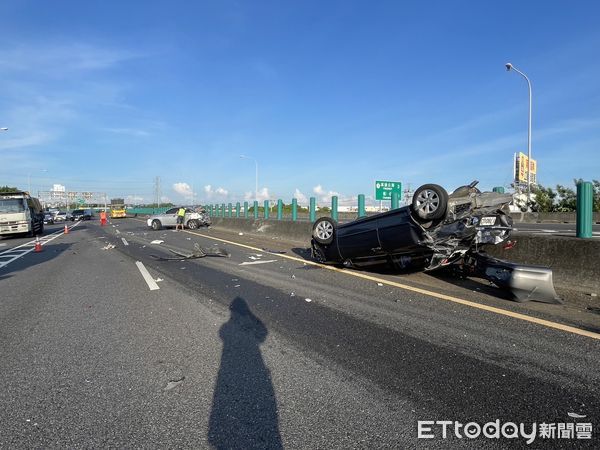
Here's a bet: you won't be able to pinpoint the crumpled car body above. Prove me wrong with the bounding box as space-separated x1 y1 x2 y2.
311 181 561 303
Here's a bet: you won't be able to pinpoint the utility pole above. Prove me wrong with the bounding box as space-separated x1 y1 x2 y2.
154 176 161 209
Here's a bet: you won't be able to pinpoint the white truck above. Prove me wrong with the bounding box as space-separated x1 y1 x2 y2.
0 191 45 237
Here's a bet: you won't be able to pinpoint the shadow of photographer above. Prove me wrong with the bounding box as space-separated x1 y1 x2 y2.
208 297 282 449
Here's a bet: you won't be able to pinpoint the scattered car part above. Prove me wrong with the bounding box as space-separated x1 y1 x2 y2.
150 243 230 261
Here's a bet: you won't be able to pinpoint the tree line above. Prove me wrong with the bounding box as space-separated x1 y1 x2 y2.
531 179 600 213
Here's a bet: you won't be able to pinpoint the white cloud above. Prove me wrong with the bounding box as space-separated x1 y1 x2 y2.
126 195 144 204
313 185 340 204
243 187 270 202
204 185 229 199
173 182 194 198
0 43 141 75
104 127 150 137
293 188 308 206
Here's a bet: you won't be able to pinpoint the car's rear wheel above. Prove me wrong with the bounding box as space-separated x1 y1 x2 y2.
151 219 162 231
412 184 448 220
187 219 199 230
312 217 337 245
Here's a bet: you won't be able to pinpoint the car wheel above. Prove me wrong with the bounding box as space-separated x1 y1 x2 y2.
187 219 199 230
151 219 162 231
412 184 448 220
312 217 337 245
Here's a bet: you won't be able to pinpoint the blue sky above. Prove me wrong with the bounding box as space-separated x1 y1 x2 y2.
1 0 599 206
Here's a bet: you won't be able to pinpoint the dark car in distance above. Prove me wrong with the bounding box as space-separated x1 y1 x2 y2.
310 181 561 303
43 212 55 224
70 209 93 221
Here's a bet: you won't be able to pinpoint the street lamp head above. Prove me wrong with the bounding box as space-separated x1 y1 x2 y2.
505 63 513 71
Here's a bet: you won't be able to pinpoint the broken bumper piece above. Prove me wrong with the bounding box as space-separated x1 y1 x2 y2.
473 253 562 304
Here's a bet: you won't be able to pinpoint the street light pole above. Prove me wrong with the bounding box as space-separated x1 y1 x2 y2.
240 154 258 200
506 62 533 207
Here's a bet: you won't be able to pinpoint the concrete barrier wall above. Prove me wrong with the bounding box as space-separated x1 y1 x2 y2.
208 217 599 292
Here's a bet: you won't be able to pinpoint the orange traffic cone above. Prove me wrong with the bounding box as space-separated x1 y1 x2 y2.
64 224 69 234
34 237 42 252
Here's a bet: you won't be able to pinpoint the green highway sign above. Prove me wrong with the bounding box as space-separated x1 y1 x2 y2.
375 180 402 201
77 198 85 204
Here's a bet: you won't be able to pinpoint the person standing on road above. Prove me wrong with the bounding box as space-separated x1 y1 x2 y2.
100 210 107 226
176 206 186 231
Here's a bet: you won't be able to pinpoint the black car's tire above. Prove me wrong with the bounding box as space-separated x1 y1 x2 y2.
312 217 337 245
187 219 199 230
151 219 162 231
412 184 448 220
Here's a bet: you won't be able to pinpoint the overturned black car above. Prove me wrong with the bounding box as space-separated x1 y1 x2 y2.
311 181 561 304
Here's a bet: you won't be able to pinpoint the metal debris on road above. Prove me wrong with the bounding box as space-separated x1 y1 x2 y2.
239 260 277 266
262 248 287 254
102 244 116 250
305 298 312 302
150 245 230 261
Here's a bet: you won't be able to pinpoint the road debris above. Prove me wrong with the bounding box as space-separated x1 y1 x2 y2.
239 260 277 266
262 248 287 254
150 240 164 244
164 376 185 391
102 244 116 250
305 298 312 302
150 245 230 261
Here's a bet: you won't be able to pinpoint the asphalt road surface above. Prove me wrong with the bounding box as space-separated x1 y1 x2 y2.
1 219 598 448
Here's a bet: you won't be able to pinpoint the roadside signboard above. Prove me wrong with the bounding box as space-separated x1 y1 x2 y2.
514 152 537 185
375 180 402 201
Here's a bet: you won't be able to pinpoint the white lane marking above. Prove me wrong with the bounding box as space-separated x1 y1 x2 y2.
135 261 160 290
239 259 278 266
121 238 129 246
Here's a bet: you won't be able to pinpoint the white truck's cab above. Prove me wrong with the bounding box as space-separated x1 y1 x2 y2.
0 191 44 237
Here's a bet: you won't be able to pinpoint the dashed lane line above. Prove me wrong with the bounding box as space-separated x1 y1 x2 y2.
135 261 160 291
